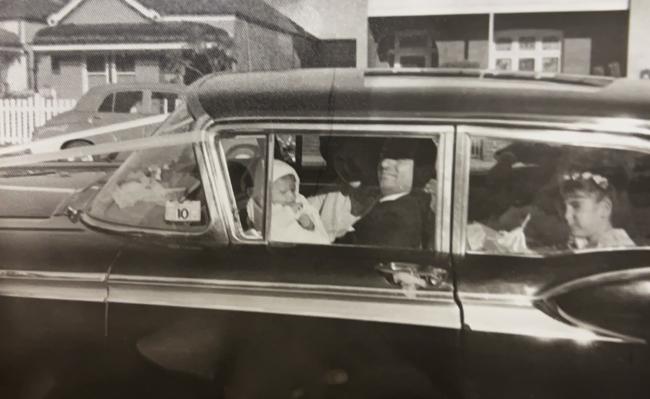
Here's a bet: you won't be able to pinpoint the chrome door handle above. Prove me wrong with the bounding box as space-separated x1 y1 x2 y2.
376 262 451 290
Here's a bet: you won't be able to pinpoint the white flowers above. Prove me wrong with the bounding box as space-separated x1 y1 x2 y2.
562 171 609 190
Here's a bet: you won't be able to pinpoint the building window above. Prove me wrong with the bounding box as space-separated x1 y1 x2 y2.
115 54 136 83
390 30 438 68
51 56 62 75
85 54 137 91
86 55 109 89
493 30 562 73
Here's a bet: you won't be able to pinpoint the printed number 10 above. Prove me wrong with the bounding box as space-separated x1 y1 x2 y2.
177 208 190 220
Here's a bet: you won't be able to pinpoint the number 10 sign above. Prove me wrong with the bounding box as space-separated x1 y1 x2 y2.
165 200 201 222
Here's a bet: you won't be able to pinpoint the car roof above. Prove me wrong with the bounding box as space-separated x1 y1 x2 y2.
75 82 187 112
188 68 650 128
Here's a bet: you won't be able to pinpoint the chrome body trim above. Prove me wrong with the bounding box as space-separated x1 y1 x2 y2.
460 297 623 343
107 274 460 328
556 306 645 344
0 270 107 302
538 267 650 300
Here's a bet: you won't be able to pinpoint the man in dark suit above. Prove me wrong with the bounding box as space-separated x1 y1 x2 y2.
343 138 437 249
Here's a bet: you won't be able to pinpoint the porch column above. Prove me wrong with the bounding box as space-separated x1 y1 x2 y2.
487 13 495 69
628 0 650 78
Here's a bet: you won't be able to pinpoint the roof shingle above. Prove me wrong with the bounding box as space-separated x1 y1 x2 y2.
137 0 310 37
0 0 65 22
33 21 230 45
0 28 20 47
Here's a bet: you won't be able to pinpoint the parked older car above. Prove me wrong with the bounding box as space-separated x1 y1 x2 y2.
31 82 185 151
2 68 650 399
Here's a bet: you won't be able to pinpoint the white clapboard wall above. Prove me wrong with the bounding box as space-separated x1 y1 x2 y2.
0 97 76 145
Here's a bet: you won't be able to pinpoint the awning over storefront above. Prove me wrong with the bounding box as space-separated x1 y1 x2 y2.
32 21 230 51
368 0 629 17
0 28 21 52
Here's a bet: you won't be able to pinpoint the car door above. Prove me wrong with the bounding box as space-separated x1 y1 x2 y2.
0 161 122 398
103 122 463 398
453 125 650 398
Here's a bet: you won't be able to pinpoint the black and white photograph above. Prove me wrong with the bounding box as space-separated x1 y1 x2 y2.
1 0 650 398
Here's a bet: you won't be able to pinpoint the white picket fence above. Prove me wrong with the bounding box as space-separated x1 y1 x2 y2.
0 97 77 145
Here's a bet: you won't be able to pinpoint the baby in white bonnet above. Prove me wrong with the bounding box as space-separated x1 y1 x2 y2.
248 160 329 244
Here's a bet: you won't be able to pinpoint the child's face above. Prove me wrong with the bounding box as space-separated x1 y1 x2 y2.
563 190 611 239
272 175 297 206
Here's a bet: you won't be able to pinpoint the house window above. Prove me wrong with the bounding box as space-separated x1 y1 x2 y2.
115 54 136 83
86 55 109 89
85 54 137 91
493 30 562 73
51 56 62 75
391 30 438 68
152 92 181 114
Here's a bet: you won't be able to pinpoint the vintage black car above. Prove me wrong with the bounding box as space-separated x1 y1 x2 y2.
2 68 650 399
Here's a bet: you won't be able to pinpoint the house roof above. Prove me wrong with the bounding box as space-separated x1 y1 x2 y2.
33 21 230 45
138 0 309 37
0 0 65 22
47 0 312 39
0 28 20 47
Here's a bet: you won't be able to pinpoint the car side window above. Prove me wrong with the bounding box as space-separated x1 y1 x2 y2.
220 134 267 239
221 131 440 250
466 134 650 255
113 91 144 113
87 142 208 232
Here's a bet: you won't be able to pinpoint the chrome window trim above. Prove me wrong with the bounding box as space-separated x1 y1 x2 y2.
264 133 275 242
436 128 454 255
210 122 454 253
208 128 269 244
207 116 650 137
195 130 230 245
452 127 471 256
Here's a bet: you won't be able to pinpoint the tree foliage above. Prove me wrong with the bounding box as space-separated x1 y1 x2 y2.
162 24 236 85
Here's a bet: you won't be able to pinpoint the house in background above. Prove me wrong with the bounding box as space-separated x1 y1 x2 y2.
31 0 320 98
5 0 650 99
0 0 63 92
0 28 21 93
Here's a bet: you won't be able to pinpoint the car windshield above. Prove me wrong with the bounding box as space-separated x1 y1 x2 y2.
86 106 208 232
150 103 193 136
